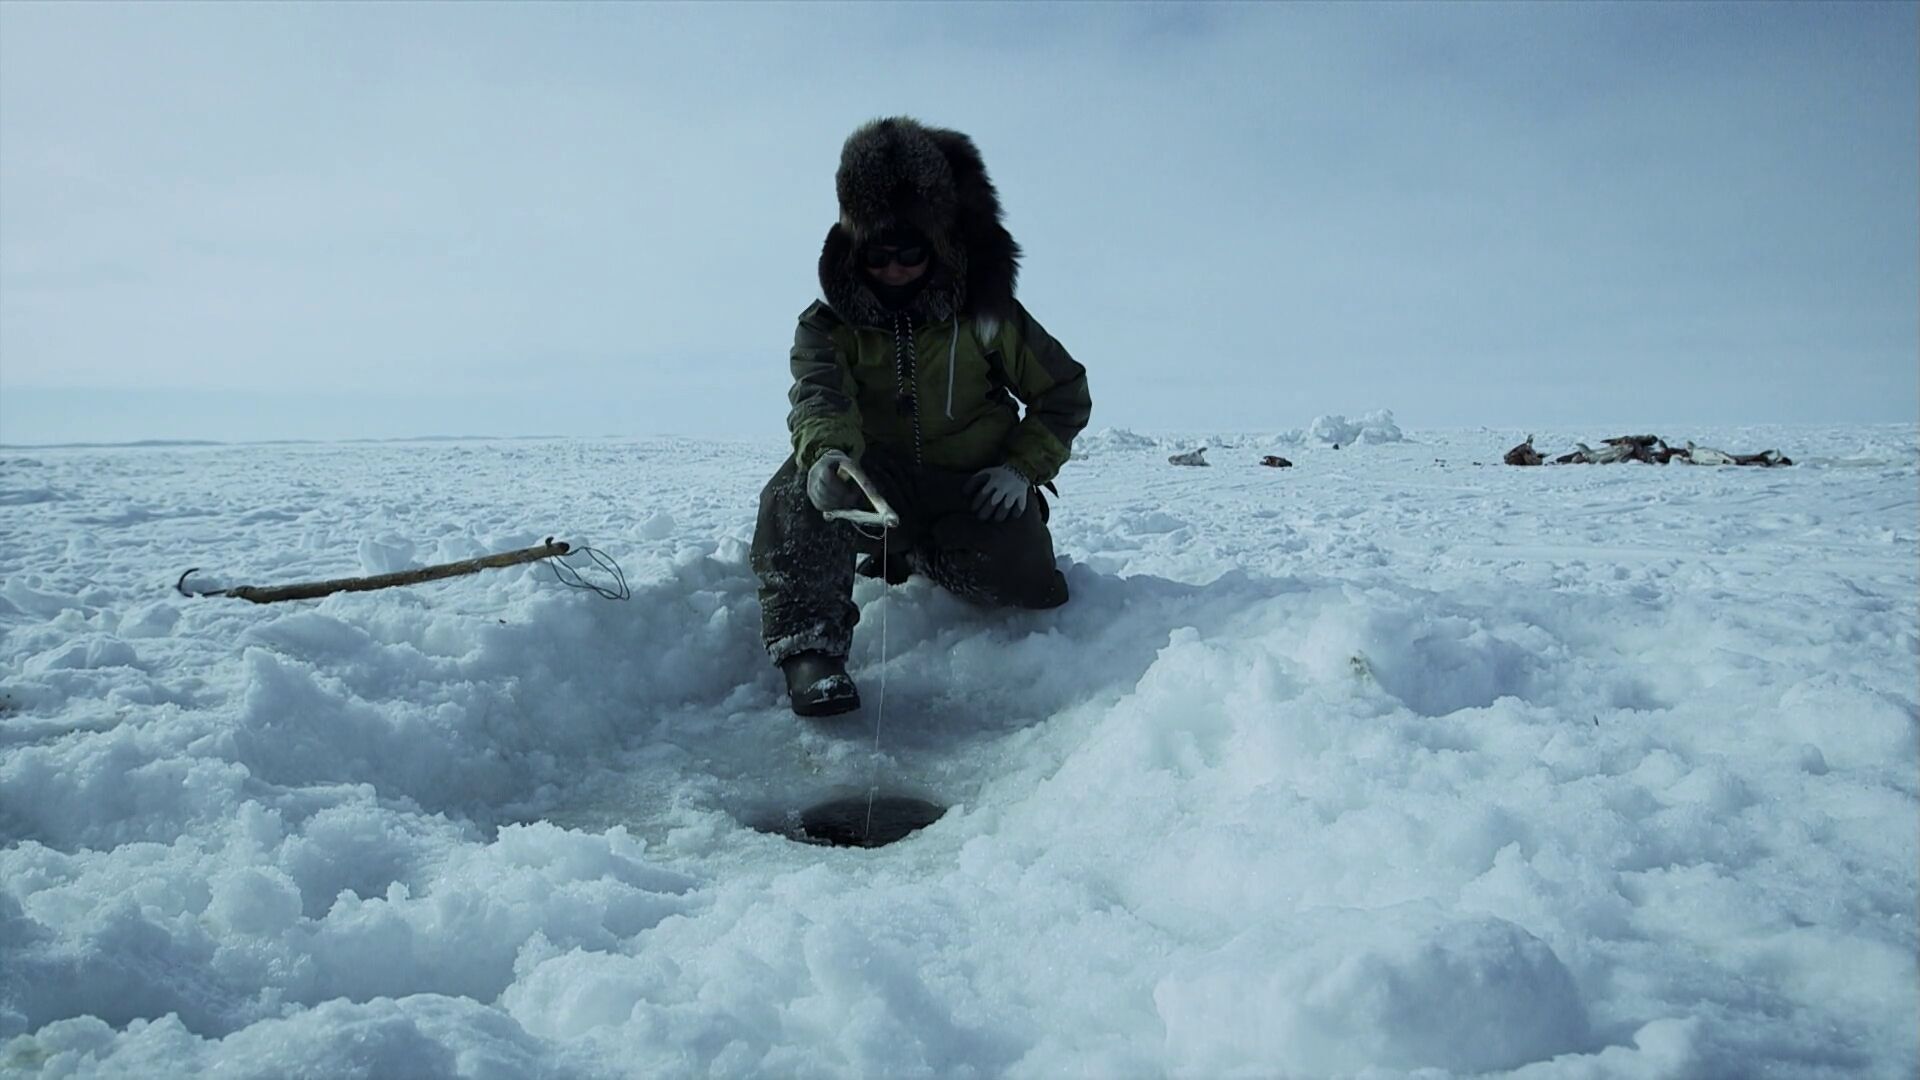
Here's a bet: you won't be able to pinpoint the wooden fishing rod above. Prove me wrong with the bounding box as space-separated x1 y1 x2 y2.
176 537 578 604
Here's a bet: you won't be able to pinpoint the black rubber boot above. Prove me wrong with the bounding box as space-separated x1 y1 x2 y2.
781 652 860 717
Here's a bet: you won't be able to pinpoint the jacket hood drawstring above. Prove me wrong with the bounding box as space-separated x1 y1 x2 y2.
946 319 959 420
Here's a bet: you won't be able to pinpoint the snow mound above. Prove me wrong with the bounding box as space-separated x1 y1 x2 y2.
1157 904 1591 1074
1310 410 1404 445
1073 427 1160 454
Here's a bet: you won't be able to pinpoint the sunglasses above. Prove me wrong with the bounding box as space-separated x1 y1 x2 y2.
861 244 929 270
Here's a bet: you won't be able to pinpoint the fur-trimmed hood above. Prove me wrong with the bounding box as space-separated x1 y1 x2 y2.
818 117 1021 329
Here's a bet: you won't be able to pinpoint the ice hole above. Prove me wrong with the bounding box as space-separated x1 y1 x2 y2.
754 794 947 848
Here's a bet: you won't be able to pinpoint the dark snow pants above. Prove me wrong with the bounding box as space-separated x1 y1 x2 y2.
751 448 1069 663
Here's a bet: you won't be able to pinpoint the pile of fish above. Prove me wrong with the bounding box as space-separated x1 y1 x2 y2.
1504 434 1792 467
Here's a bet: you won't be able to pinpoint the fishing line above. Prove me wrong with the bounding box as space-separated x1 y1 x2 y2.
852 521 892 842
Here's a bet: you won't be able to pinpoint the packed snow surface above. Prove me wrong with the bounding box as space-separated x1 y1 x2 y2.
2 426 1915 1078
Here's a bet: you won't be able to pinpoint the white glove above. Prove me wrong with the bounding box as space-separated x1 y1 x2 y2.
965 464 1030 522
806 450 865 513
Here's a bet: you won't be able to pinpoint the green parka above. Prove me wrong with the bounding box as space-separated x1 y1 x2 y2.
787 301 1091 484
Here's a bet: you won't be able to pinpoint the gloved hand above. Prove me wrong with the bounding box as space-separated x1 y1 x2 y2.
965 464 1030 522
806 450 865 513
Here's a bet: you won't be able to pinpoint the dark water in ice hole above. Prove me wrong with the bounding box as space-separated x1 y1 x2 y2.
754 795 948 848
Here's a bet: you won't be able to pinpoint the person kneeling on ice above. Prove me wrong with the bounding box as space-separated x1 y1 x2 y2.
751 117 1092 717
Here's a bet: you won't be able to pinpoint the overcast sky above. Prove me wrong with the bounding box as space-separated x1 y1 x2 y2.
1 1 1914 444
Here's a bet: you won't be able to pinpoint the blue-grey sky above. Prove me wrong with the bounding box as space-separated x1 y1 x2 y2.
1 1 1914 444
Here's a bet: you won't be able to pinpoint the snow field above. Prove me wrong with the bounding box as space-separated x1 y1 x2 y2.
1 427 1915 1077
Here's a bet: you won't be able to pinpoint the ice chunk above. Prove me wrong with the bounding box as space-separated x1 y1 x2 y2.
356 534 418 575
1309 409 1404 444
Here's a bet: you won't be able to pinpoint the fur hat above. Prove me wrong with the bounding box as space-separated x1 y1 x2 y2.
818 117 1021 328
